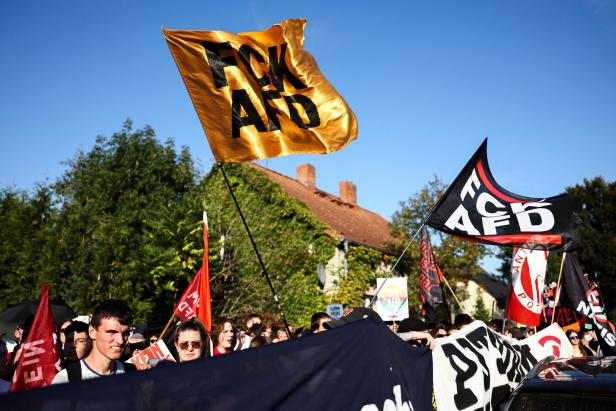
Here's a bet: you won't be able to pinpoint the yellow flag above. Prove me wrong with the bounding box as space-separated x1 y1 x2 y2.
163 19 358 162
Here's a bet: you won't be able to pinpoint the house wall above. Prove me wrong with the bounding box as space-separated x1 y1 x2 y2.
458 280 501 319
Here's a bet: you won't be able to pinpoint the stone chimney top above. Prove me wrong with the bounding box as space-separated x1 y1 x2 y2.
297 163 316 189
339 181 357 205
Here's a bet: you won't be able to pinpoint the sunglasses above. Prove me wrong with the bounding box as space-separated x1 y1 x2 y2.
178 341 202 350
569 336 579 340
149 339 157 344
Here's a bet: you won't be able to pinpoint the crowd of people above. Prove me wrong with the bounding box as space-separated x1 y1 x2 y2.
0 297 602 390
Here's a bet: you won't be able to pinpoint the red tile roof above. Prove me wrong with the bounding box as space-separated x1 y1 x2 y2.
250 163 397 252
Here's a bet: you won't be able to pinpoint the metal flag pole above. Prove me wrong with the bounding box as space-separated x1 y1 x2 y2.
368 203 439 309
550 252 567 324
217 162 292 339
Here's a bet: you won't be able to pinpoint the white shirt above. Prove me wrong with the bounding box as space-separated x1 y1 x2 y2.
51 359 126 384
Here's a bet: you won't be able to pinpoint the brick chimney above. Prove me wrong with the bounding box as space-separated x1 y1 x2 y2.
339 181 357 205
297 163 316 189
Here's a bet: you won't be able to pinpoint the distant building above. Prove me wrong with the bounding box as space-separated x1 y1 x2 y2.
458 272 507 320
251 163 397 298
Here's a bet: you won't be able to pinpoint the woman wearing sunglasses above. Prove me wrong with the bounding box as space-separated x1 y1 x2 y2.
174 319 208 362
566 329 593 358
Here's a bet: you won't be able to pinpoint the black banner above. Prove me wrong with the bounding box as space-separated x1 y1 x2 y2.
559 253 616 355
0 319 433 411
426 139 580 251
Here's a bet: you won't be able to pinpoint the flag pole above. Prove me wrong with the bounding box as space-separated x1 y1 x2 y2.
441 275 463 309
217 163 292 339
158 313 176 342
368 204 439 309
550 252 567 324
502 259 513 334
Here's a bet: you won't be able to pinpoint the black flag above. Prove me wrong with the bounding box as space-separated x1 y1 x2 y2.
558 253 616 355
426 139 580 251
419 226 443 321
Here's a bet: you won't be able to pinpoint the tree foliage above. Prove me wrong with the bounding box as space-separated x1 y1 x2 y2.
565 177 616 318
390 176 490 318
1 122 394 327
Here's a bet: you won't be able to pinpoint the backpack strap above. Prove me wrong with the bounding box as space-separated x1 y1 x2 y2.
66 361 82 382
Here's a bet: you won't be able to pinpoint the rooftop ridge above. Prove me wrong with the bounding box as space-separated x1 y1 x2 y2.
249 162 389 220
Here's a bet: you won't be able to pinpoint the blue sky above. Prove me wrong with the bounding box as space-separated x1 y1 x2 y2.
1 1 615 271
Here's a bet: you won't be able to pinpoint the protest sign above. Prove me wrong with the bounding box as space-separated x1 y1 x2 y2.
375 277 409 321
326 304 343 320
126 340 175 370
433 321 572 411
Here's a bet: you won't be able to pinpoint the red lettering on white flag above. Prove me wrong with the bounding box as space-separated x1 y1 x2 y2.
506 247 549 326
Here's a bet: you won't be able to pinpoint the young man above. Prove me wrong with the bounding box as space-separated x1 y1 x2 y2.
52 300 134 383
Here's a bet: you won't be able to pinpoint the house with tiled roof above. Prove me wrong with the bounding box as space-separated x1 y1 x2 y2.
250 162 398 297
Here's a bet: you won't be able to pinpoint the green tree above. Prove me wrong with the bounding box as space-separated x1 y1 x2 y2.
566 177 616 318
53 120 200 324
197 163 339 325
391 176 490 319
0 185 60 306
473 295 490 321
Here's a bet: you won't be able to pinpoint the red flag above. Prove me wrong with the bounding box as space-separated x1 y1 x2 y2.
506 247 548 326
197 212 212 332
10 285 61 392
418 227 443 321
172 213 212 332
173 267 201 321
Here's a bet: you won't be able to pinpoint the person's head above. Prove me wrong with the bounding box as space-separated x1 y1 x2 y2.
88 299 132 361
245 313 262 330
249 336 270 349
310 312 332 334
510 327 526 340
247 323 264 338
63 321 92 364
430 324 447 339
59 320 72 345
211 318 235 353
566 329 580 346
276 327 289 342
487 319 501 332
174 319 208 362
127 333 148 357
149 334 159 345
15 315 35 343
454 314 474 329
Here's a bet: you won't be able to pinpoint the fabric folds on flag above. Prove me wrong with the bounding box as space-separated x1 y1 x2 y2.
506 247 548 326
163 19 358 162
426 139 580 252
418 226 443 321
558 253 616 355
172 213 212 332
10 285 61 392
173 267 201 322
